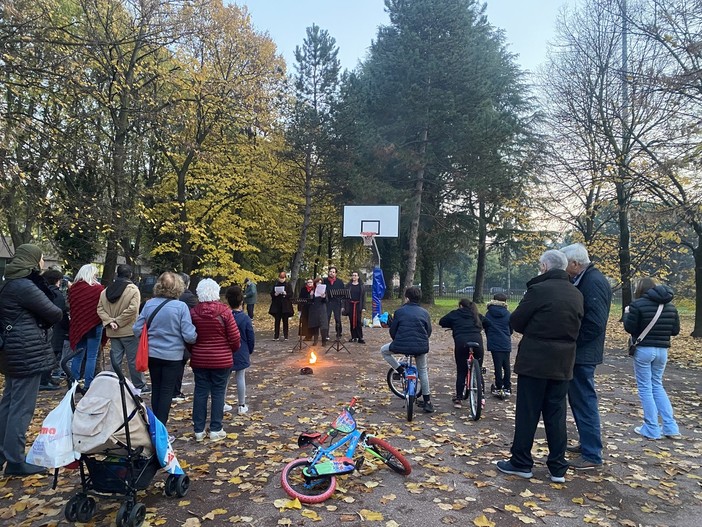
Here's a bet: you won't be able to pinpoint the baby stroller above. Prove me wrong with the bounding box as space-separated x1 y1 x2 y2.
60 351 190 527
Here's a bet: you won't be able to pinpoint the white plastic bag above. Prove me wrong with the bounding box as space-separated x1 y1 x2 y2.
26 382 79 468
372 315 382 328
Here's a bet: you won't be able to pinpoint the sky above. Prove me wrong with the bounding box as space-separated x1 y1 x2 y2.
235 0 575 75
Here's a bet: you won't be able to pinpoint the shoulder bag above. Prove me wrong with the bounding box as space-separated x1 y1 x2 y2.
136 299 173 371
628 304 664 356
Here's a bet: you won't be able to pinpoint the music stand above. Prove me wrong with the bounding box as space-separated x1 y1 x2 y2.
290 298 313 353
326 288 351 354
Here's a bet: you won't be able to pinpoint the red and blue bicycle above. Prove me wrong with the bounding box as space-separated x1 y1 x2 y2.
281 398 411 503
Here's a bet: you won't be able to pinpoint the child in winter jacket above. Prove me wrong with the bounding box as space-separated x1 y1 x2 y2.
482 293 513 396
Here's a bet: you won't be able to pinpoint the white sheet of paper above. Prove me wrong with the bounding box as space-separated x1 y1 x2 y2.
274 286 285 294
315 283 326 296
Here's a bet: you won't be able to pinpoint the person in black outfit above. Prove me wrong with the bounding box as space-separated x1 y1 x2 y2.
323 267 345 340
298 278 314 340
268 271 294 340
173 272 198 401
497 249 584 484
39 269 68 390
345 272 365 344
482 293 513 396
439 298 484 409
0 244 63 477
307 278 329 345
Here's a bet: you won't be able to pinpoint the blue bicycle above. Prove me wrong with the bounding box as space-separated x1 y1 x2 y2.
281 398 411 503
387 355 421 421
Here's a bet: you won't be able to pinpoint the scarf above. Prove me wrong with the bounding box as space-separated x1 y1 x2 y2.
105 277 132 303
5 243 43 279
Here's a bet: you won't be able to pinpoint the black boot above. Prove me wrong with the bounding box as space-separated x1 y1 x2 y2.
422 395 435 413
4 461 46 476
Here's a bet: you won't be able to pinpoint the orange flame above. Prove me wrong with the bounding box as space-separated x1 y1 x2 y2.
309 351 317 364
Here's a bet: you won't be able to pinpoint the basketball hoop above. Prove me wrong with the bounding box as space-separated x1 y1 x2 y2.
361 231 376 247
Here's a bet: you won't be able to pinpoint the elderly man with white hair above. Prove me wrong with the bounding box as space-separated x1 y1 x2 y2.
560 243 612 470
497 249 584 484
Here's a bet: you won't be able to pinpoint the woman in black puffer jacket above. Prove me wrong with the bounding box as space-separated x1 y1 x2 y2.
623 278 681 440
0 244 63 476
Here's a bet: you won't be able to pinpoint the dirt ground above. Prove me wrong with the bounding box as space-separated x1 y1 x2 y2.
2 315 701 527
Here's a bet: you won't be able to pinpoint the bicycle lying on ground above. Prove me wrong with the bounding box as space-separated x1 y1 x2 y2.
386 354 421 421
462 341 485 421
281 398 411 503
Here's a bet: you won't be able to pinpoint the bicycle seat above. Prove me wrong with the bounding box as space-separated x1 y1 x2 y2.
464 342 481 349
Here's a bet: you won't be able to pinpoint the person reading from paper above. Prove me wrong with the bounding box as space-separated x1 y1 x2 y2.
323 267 345 340
307 278 329 346
268 271 293 341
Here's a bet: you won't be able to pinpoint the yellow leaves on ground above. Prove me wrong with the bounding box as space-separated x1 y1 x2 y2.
359 509 384 520
473 514 495 527
273 497 301 510
301 508 321 520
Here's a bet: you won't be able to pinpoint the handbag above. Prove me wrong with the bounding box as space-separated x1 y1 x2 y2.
627 304 664 356
26 382 80 468
136 299 172 372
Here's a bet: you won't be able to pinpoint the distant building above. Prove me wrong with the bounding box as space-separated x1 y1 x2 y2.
0 236 62 278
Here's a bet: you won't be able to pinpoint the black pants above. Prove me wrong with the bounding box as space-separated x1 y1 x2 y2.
491 351 511 390
148 357 184 425
273 314 289 339
510 375 569 477
326 301 343 338
246 303 254 319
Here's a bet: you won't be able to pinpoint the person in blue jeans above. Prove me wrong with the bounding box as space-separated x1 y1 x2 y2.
623 278 681 440
482 292 513 396
380 286 434 413
560 243 612 470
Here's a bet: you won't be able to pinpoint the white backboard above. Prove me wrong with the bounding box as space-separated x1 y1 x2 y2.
342 205 399 238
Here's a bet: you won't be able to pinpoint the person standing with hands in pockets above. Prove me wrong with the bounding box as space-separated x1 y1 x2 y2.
560 243 612 470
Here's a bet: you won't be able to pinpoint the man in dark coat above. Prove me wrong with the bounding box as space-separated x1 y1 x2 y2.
497 250 584 483
561 243 612 469
0 244 63 476
380 286 434 413
323 267 345 340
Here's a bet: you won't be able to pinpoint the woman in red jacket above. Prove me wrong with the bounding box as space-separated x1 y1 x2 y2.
69 264 105 389
189 278 240 442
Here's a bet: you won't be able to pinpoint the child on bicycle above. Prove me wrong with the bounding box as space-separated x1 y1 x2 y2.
380 286 434 413
439 298 484 409
481 293 513 397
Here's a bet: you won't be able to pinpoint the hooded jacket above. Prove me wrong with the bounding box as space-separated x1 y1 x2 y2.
511 269 584 381
482 301 513 353
623 285 679 348
0 244 63 377
189 301 240 369
97 280 140 338
438 307 483 350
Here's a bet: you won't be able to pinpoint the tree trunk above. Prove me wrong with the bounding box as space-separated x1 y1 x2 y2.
290 150 314 289
692 240 702 338
102 237 119 286
473 201 488 304
615 180 632 311
403 128 428 290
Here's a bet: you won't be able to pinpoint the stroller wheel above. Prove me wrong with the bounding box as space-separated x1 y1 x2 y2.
116 502 130 527
175 474 190 497
64 495 81 522
164 474 177 497
76 497 96 522
129 502 146 527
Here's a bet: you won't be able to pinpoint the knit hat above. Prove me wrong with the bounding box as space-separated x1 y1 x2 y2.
4 243 43 279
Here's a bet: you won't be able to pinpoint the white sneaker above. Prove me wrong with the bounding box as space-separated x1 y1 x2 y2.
550 474 566 483
209 429 227 441
238 404 249 415
194 431 206 442
223 403 233 412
